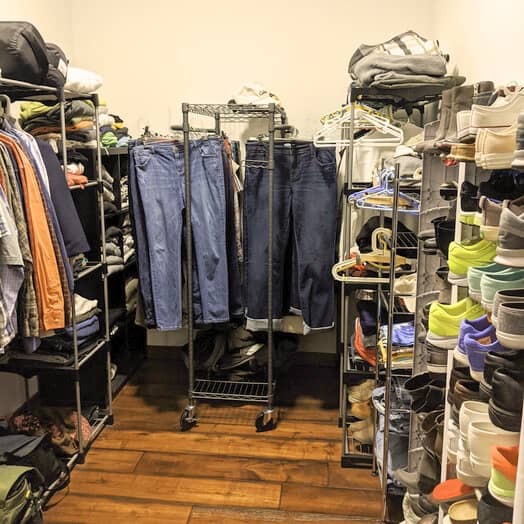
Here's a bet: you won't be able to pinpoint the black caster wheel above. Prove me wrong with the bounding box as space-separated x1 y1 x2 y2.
180 407 197 432
255 409 277 432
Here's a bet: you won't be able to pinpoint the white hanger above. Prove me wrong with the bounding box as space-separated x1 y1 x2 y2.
314 103 403 148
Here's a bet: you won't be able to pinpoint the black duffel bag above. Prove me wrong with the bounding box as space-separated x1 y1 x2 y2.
0 21 67 87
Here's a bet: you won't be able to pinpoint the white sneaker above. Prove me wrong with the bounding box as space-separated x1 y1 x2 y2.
470 91 524 135
468 420 520 478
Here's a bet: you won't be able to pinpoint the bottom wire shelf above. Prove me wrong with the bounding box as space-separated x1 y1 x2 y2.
342 422 374 469
192 379 273 402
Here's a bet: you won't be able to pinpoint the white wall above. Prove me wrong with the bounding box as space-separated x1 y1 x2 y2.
432 0 523 85
69 0 435 138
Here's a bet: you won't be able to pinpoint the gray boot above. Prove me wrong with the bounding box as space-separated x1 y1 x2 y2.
439 85 474 146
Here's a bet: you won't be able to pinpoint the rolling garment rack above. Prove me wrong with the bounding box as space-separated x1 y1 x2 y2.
173 103 290 432
0 77 112 506
332 85 444 523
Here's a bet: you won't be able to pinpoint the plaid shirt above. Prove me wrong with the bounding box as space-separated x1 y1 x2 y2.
349 30 443 74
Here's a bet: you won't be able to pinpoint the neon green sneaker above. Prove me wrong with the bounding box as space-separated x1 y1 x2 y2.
427 297 484 349
448 238 497 287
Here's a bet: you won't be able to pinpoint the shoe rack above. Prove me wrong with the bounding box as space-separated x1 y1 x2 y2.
435 158 521 523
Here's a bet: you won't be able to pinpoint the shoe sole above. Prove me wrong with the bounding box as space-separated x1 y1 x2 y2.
494 250 524 268
480 225 499 241
447 272 469 287
476 152 514 169
494 329 524 350
459 211 477 225
427 362 448 374
488 399 522 432
426 331 458 349
481 299 494 312
468 288 482 302
469 368 484 382
491 313 498 328
453 346 469 366
488 479 516 507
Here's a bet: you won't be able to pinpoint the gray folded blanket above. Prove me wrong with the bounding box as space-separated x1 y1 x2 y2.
353 53 447 86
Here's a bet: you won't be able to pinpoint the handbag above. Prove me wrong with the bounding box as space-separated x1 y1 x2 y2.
0 465 43 524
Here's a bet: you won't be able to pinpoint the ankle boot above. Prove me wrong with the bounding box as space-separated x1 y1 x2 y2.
438 85 474 147
433 88 455 143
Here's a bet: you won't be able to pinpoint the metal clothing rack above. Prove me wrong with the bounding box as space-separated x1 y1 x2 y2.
176 103 287 432
338 85 441 523
0 77 112 504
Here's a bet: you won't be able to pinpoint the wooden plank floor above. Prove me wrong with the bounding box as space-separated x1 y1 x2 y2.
45 349 382 523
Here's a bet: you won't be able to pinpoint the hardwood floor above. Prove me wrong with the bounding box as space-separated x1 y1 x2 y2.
45 349 382 523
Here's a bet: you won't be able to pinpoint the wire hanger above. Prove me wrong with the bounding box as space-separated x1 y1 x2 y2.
332 228 409 282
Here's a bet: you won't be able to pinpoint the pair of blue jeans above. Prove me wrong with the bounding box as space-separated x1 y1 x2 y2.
243 142 337 332
129 138 229 330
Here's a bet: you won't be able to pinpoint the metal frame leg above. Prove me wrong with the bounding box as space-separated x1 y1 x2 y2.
381 163 401 523
180 104 197 431
256 104 277 432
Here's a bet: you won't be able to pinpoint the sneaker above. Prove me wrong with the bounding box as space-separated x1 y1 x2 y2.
492 288 524 326
448 239 496 286
447 500 478 522
427 298 484 349
425 340 448 374
459 181 479 225
489 367 524 432
480 269 524 311
464 325 507 382
512 110 524 170
475 125 517 169
470 90 524 135
479 195 524 241
467 263 511 302
449 142 476 163
459 401 489 444
468 420 519 479
453 314 492 366
478 169 524 202
494 205 524 267
347 378 375 403
495 302 524 349
477 486 514 524
488 445 518 507
482 350 524 397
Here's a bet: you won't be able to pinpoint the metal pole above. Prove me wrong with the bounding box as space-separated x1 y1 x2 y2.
381 162 401 523
214 113 221 136
60 91 85 454
182 105 195 407
267 104 275 411
93 95 113 421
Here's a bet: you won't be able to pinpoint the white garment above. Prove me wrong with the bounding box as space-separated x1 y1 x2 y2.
74 294 98 316
65 66 103 94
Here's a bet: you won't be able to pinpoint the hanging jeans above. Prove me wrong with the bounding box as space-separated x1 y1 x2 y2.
131 139 229 330
243 141 337 332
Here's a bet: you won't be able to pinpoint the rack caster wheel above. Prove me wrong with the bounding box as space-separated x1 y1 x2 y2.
255 409 277 432
180 406 197 432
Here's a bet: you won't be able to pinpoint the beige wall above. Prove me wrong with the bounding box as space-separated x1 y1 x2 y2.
69 0 435 138
432 0 523 85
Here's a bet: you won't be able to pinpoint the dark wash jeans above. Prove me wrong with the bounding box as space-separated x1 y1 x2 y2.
130 139 229 330
243 142 337 331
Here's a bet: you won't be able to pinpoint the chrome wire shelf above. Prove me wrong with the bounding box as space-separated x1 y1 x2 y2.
183 103 286 123
395 231 419 252
193 379 273 402
342 421 374 468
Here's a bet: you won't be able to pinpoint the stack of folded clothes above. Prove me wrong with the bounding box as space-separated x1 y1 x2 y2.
348 30 464 91
125 277 139 312
102 166 117 214
122 216 135 264
111 114 132 147
39 294 101 353
378 321 415 369
105 226 124 275
98 102 132 148
19 100 97 148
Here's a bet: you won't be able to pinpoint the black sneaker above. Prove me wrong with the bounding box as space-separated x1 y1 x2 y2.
479 169 524 201
459 181 479 225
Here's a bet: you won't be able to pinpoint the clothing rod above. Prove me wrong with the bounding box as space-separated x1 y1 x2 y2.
170 125 216 133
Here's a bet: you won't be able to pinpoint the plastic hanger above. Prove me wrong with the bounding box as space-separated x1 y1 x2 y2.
314 103 403 148
332 228 409 282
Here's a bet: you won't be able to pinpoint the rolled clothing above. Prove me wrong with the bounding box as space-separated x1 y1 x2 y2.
108 264 124 276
